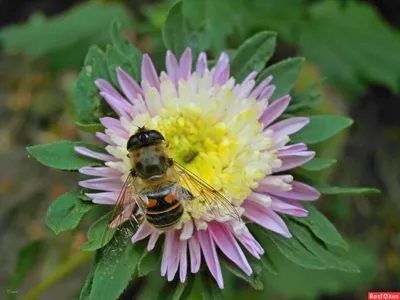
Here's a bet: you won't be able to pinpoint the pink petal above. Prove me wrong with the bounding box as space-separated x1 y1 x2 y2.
189 233 201 273
100 92 132 119
147 231 160 251
132 222 153 243
250 75 273 98
278 143 308 156
242 71 258 84
196 52 208 77
99 117 123 131
268 117 309 138
167 231 180 281
198 230 224 288
79 177 122 192
209 223 252 276
235 230 264 259
243 200 292 238
271 197 308 217
141 54 160 91
96 132 113 145
166 51 179 84
179 240 188 283
79 167 122 177
161 231 175 276
179 48 192 81
116 67 143 104
259 85 276 101
95 79 125 102
85 192 119 205
268 181 320 201
74 146 118 162
212 52 229 85
259 95 291 127
274 151 315 172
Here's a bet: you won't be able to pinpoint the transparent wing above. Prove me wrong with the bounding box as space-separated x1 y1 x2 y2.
171 161 240 222
100 173 146 247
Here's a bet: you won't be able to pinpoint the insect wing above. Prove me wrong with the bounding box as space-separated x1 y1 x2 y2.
171 161 240 222
100 173 140 248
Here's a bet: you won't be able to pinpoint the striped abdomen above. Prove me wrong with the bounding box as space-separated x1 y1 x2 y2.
144 183 184 231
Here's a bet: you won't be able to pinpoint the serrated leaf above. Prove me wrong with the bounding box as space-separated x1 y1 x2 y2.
81 251 103 300
163 2 210 58
89 229 140 300
27 141 106 170
220 258 263 290
257 227 327 270
182 0 247 53
292 203 348 249
301 158 337 171
200 271 224 300
107 20 142 85
287 92 322 113
316 186 381 195
257 57 305 101
46 192 94 234
288 221 359 273
291 115 353 144
74 45 110 125
80 212 115 251
0 2 134 71
230 31 276 82
138 249 159 277
7 240 41 300
299 0 400 93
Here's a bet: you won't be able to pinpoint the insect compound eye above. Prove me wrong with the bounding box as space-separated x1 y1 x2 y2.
138 133 149 142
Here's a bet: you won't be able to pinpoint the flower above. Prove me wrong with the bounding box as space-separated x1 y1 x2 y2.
76 48 320 288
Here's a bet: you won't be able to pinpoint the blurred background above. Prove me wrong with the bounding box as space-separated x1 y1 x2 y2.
0 0 399 299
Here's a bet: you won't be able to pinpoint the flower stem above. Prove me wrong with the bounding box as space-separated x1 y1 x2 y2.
22 251 93 300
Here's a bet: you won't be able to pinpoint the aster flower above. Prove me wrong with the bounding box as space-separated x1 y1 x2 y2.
75 47 320 288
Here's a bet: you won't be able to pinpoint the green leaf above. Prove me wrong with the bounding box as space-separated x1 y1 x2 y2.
301 158 337 171
0 2 133 71
299 0 400 93
7 240 41 300
221 258 263 290
27 141 106 170
75 122 104 133
74 45 110 125
290 115 353 144
260 253 277 275
163 2 210 58
80 212 116 251
230 31 276 82
46 192 94 234
287 92 322 113
256 57 305 101
262 240 377 299
256 226 328 270
182 0 247 53
316 186 381 195
293 203 348 249
89 229 140 300
287 221 359 273
107 20 142 85
200 271 224 300
137 249 159 277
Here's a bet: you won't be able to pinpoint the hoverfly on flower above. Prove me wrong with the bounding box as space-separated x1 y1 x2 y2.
105 126 240 234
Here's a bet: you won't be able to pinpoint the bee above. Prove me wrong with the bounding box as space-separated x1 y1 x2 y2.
106 127 240 234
